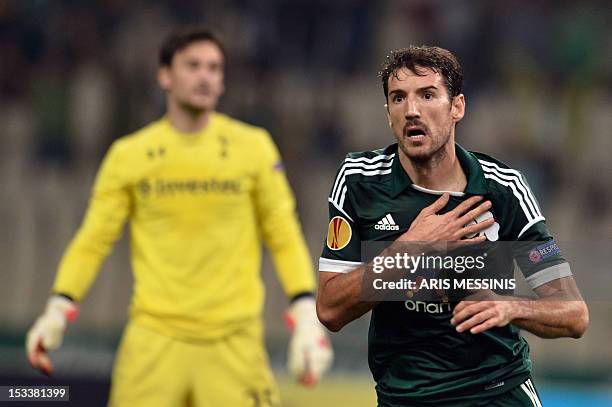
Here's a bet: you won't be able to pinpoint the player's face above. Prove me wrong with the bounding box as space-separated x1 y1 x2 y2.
158 40 225 113
386 66 464 163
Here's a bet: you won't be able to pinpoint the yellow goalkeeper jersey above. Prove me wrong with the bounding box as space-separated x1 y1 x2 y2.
53 113 315 341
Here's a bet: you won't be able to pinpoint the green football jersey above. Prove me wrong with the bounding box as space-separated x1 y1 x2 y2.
320 143 570 406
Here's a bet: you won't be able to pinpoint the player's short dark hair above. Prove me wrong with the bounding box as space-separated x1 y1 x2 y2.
379 46 463 100
159 26 226 67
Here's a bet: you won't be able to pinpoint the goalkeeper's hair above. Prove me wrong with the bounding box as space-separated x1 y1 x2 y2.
159 26 226 67
379 45 463 101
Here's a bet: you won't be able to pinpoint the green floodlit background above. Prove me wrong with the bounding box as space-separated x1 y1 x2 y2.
1 1 611 406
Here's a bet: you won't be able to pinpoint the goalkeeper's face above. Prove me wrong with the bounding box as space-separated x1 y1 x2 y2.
158 40 225 113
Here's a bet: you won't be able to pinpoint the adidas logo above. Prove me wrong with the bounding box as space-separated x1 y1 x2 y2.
374 214 400 231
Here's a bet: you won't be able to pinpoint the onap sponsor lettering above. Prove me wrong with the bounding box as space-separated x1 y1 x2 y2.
404 300 452 314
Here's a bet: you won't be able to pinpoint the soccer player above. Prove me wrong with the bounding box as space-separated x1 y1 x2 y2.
316 46 588 406
26 26 332 407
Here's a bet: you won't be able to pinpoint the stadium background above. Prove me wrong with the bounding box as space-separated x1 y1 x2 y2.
1 0 611 405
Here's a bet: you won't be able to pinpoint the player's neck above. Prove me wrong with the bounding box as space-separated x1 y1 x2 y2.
166 102 213 134
399 142 467 193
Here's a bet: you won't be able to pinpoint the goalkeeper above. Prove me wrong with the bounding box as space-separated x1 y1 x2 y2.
25 26 332 407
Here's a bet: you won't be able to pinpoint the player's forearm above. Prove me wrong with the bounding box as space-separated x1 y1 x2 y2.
511 298 589 339
316 265 378 332
317 243 417 331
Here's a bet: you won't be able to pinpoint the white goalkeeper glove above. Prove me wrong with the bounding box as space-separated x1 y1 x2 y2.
285 296 333 386
26 295 79 375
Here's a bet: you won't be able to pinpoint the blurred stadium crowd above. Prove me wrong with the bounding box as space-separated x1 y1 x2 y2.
1 0 611 388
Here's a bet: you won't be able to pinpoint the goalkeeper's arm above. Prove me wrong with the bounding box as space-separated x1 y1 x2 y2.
25 140 130 375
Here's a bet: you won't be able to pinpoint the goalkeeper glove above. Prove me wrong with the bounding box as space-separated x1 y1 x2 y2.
26 295 79 375
285 296 333 386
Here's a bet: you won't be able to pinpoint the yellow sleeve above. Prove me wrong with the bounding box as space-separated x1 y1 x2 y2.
52 141 131 301
253 130 315 298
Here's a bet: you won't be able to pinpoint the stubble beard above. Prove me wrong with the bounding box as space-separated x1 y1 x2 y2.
397 127 451 168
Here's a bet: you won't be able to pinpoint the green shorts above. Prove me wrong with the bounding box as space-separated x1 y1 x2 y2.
379 377 543 407
484 378 543 407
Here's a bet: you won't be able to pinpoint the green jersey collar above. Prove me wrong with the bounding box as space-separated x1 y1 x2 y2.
389 143 489 198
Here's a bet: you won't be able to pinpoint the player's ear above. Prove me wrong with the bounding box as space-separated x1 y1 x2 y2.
384 104 392 128
158 66 171 91
451 94 465 123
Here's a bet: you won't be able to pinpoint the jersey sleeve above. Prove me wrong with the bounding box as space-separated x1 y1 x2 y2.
500 171 572 289
252 130 315 298
52 140 132 301
319 159 363 273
